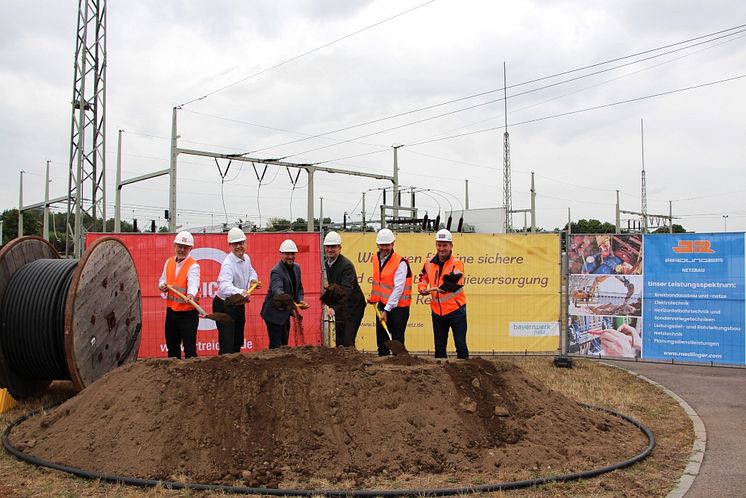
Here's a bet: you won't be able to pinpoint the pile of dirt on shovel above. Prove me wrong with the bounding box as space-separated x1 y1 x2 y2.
10 347 647 490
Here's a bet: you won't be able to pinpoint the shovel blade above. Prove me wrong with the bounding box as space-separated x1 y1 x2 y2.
207 312 234 325
385 340 410 356
224 294 248 307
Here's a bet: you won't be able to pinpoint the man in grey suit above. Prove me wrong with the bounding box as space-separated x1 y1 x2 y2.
260 239 309 349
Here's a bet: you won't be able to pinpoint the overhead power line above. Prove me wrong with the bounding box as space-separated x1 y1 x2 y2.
405 74 746 147
232 23 746 157
178 0 437 107
209 72 743 170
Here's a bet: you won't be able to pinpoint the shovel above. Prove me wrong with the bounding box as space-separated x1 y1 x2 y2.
371 304 409 356
165 284 234 325
271 294 308 346
291 305 304 346
322 309 336 348
225 281 260 307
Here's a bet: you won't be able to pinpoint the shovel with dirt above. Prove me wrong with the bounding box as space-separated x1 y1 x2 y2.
165 284 234 325
224 281 260 307
271 293 308 346
371 304 409 356
319 283 348 307
422 272 464 294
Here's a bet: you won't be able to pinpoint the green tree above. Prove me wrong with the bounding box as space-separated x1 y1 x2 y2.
266 217 291 232
2 208 42 245
653 224 687 233
291 218 308 231
563 219 617 233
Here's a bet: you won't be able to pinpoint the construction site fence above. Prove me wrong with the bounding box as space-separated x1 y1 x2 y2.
566 232 745 367
85 231 745 366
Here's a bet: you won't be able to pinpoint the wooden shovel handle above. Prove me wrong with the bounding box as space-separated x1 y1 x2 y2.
165 284 208 316
370 303 392 338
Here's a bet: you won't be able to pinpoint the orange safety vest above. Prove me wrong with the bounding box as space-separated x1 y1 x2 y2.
417 255 466 316
370 252 412 307
166 256 199 311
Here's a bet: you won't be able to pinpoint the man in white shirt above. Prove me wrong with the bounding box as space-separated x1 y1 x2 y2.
212 227 261 354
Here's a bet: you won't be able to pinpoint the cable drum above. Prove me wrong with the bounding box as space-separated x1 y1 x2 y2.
0 236 142 399
1 259 79 380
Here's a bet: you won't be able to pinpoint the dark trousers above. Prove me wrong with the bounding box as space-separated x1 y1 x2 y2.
265 320 290 349
164 308 199 359
213 296 246 354
376 304 410 356
334 306 365 347
432 305 468 359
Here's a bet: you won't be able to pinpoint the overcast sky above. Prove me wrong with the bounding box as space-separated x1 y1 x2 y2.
2 0 745 233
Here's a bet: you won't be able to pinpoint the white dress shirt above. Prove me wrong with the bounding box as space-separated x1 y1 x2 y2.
380 253 408 312
216 252 259 299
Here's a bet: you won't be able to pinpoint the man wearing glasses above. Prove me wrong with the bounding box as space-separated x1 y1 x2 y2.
213 227 262 354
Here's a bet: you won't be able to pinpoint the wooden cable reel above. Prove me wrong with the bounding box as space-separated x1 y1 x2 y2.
0 236 142 399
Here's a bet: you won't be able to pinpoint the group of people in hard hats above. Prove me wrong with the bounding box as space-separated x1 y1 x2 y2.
158 226 468 359
322 227 469 358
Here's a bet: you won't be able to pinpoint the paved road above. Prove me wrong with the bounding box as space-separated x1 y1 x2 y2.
606 360 746 498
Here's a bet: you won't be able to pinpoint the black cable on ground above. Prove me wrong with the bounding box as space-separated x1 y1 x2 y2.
3 403 655 497
0 259 78 380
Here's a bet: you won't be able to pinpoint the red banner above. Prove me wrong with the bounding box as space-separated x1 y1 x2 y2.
86 233 322 358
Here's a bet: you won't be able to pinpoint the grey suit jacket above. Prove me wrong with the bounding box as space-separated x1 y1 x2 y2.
260 261 304 325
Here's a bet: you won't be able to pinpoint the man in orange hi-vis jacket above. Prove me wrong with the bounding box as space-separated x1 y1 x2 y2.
369 228 412 355
418 229 468 359
158 231 201 359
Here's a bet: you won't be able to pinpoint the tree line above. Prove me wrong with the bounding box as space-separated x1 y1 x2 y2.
1 209 686 254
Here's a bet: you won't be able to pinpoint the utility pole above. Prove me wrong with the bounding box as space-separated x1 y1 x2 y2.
169 107 178 232
640 119 648 233
528 173 534 232
669 201 673 234
392 145 403 220
66 0 107 256
502 62 513 232
615 190 621 233
306 166 316 231
464 179 469 210
319 197 324 232
361 192 366 232
18 170 24 237
44 161 50 240
115 129 122 232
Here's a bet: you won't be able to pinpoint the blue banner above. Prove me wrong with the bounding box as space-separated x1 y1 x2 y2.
642 233 745 365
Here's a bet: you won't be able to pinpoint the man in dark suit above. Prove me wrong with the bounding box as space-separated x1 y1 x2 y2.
322 231 366 347
260 239 308 349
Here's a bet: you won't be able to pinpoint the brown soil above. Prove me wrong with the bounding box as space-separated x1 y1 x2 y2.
9 347 648 491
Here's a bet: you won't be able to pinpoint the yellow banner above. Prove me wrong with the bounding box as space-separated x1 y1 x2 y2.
340 233 561 353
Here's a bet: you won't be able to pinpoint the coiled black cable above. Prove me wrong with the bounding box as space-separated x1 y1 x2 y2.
2 403 654 496
0 259 78 380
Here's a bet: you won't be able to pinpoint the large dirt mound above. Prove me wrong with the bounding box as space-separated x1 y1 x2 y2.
10 347 646 489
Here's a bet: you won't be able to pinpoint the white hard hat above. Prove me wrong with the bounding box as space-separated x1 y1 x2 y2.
173 231 194 247
279 239 298 253
323 231 342 246
435 228 453 242
227 227 247 243
376 228 396 244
